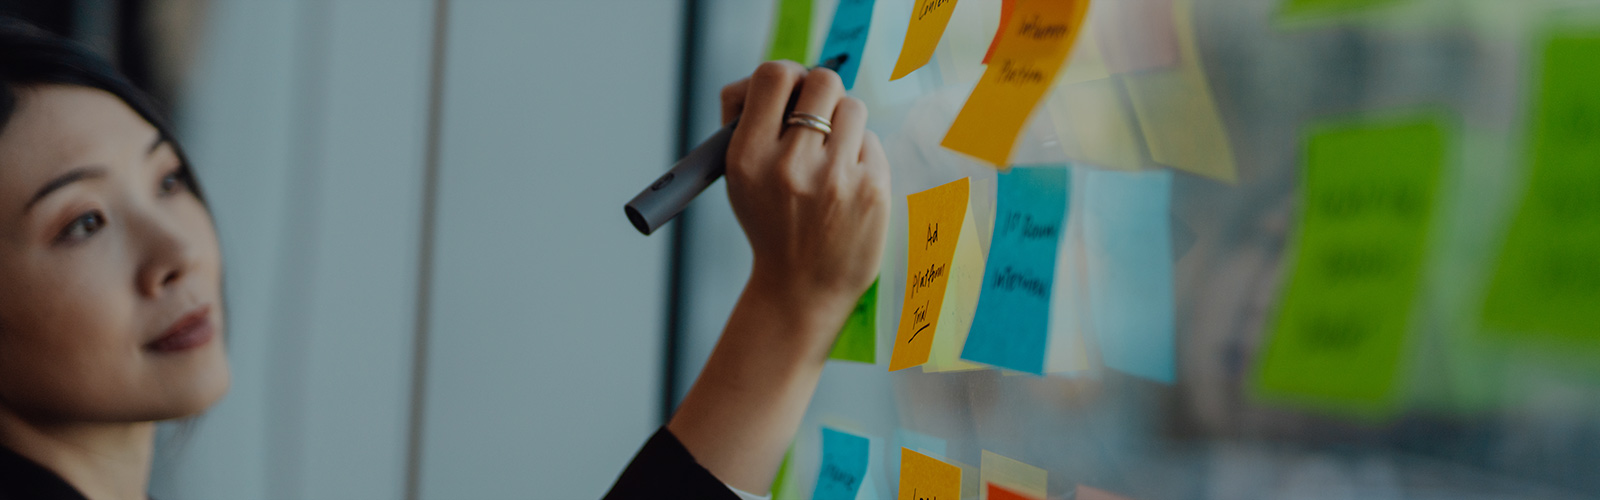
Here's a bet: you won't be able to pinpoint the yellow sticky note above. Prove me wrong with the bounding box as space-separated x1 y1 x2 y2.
1047 77 1146 171
899 448 962 500
1120 0 1237 182
892 0 963 80
1058 23 1110 84
1046 204 1095 373
979 451 1047 500
893 178 973 371
924 205 987 373
942 0 1092 167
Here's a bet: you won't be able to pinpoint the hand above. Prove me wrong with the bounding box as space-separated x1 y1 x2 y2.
663 64 890 494
719 61 891 328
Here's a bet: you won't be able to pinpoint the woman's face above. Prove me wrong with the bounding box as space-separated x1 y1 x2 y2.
0 85 227 423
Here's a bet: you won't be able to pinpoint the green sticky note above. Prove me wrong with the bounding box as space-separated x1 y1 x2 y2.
767 0 814 63
1279 0 1404 17
1482 30 1600 345
1255 114 1448 417
830 279 877 363
770 444 794 500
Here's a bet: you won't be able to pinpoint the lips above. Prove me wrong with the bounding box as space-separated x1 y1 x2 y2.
147 305 215 353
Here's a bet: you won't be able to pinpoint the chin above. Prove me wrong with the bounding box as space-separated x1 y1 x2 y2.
150 344 232 420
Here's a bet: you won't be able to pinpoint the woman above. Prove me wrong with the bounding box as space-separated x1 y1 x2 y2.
0 19 888 500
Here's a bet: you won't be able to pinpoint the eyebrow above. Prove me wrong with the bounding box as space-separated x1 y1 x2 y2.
22 135 166 215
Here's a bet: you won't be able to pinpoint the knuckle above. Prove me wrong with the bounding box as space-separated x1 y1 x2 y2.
807 68 844 93
839 96 867 115
753 61 800 85
719 84 741 104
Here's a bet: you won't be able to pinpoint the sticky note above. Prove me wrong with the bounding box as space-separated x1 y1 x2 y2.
891 0 962 80
769 0 815 62
1095 0 1179 74
923 208 987 373
1481 31 1600 344
1082 169 1175 383
1279 0 1404 18
893 178 978 371
962 167 1069 374
898 448 961 500
1076 485 1135 500
988 484 1042 500
815 428 872 500
978 451 1047 500
1047 78 1145 171
819 0 877 88
982 0 1017 64
1120 0 1237 182
773 445 796 500
1057 24 1110 84
831 280 879 363
859 472 882 500
1255 114 1447 414
942 0 1092 166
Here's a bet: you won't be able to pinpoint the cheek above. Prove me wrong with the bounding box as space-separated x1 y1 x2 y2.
0 258 144 418
180 200 224 282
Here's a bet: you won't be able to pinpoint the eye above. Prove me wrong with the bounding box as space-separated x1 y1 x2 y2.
159 168 190 196
57 211 107 243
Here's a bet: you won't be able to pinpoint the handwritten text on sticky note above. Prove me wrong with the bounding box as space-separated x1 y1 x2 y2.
963 167 1069 374
943 0 1092 166
815 428 872 500
890 0 962 80
1256 114 1447 414
893 178 972 371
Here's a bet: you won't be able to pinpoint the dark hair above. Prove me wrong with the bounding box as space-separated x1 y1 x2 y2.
0 17 205 203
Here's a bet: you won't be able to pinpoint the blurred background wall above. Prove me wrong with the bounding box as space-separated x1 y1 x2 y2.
0 0 684 498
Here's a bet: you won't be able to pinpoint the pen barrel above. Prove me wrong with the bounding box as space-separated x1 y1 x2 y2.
624 120 737 235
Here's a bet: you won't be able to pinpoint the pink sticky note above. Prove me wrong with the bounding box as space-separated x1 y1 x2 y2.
1076 485 1137 500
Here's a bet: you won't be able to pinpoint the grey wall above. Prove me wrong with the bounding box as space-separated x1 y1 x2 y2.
150 1 679 498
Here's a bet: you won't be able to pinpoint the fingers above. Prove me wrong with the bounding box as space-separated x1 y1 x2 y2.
737 60 808 144
782 68 846 152
826 96 867 166
719 78 750 125
860 131 890 193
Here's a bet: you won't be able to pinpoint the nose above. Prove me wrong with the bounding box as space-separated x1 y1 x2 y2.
134 209 203 299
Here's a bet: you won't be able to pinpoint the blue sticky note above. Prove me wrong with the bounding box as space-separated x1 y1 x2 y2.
814 427 871 500
1082 168 1175 383
817 0 876 89
962 166 1070 375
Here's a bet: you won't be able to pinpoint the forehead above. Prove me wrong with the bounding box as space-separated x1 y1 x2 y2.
0 85 157 195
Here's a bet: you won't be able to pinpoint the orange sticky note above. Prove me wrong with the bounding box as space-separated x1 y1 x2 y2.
942 0 1091 167
898 448 962 500
982 0 1017 64
892 178 975 371
989 484 1043 500
891 0 962 80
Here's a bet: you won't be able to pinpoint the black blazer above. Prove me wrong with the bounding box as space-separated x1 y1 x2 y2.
0 427 738 500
